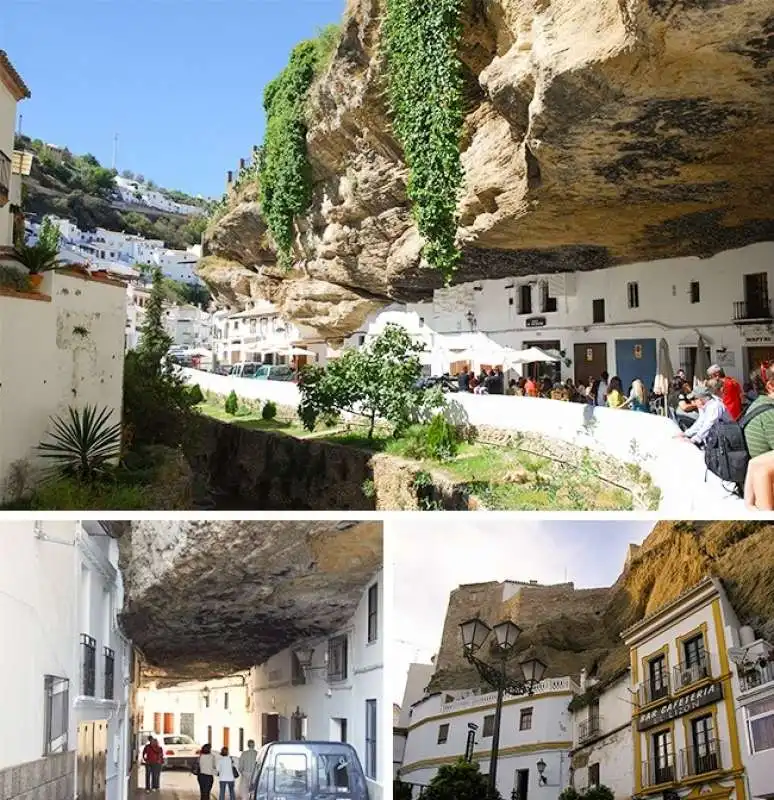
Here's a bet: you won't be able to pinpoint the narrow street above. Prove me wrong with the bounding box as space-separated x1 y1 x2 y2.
132 767 217 800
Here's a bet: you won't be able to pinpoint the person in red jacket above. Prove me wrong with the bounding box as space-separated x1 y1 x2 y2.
142 736 164 792
708 364 743 421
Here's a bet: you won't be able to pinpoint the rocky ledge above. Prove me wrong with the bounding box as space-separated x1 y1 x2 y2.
201 0 774 339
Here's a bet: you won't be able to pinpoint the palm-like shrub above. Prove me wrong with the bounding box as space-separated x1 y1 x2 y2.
13 240 61 274
37 405 122 480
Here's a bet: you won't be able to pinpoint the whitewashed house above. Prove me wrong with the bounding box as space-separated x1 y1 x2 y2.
0 520 132 800
394 663 435 779
250 570 384 800
0 50 29 252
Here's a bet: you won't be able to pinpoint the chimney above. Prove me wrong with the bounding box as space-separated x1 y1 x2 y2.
579 668 587 691
226 171 234 192
239 158 246 170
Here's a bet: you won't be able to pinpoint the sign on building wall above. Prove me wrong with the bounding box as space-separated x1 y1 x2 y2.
633 344 643 359
526 317 547 328
637 682 723 730
743 324 774 345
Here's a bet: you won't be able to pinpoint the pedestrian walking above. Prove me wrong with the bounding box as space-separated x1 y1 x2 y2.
196 743 218 800
237 740 258 800
217 747 238 800
141 736 164 792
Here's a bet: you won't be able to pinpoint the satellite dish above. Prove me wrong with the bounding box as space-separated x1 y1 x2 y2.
728 647 750 665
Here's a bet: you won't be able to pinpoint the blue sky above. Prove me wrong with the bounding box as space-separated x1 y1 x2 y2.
1 0 345 198
390 518 655 703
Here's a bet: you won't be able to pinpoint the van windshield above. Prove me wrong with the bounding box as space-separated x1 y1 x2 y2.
317 752 352 792
274 753 308 792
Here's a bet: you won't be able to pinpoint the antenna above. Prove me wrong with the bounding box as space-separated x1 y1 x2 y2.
17 113 23 137
112 133 119 170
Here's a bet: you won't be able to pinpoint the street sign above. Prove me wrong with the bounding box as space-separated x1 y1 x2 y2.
526 317 546 328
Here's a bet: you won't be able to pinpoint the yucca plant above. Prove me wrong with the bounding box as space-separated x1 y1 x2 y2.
13 240 61 274
37 405 122 480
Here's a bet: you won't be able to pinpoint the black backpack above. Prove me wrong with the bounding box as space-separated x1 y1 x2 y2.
704 404 774 490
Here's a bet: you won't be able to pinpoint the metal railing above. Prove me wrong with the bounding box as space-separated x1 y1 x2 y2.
641 757 676 788
673 654 710 692
639 674 670 705
733 300 772 321
680 739 721 777
739 661 774 692
81 634 96 696
578 715 603 743
0 149 10 201
104 647 115 700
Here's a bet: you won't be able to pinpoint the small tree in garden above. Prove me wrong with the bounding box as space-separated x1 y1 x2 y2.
297 324 424 440
559 786 614 800
136 268 173 373
225 390 239 415
422 759 501 800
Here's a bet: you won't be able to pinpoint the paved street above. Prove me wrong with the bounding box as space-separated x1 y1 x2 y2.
133 768 199 800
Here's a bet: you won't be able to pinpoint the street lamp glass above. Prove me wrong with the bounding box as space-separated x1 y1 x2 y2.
520 655 548 685
536 758 546 775
294 647 314 668
459 617 491 652
492 620 522 651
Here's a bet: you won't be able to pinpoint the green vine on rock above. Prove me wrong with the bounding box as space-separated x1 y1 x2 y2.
384 0 465 281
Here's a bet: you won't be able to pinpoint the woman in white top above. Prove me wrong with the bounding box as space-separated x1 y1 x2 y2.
196 743 218 800
217 747 237 800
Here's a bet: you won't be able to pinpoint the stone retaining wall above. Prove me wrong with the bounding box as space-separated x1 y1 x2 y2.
0 751 75 800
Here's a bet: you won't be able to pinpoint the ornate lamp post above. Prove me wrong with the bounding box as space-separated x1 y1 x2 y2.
459 617 548 794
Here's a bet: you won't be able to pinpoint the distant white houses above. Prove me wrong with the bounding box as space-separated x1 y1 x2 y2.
114 175 205 217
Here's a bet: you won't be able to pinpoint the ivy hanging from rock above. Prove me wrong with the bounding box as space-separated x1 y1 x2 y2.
384 0 465 281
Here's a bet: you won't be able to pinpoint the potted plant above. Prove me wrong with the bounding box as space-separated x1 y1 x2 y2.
13 240 61 289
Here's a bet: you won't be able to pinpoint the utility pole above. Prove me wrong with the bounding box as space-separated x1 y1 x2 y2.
112 133 119 170
17 113 22 137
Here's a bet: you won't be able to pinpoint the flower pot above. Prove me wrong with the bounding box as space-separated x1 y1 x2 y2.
29 273 44 290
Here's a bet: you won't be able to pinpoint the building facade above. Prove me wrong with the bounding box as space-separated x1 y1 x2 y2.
249 569 384 800
0 521 131 800
211 302 301 366
0 50 29 250
622 577 748 800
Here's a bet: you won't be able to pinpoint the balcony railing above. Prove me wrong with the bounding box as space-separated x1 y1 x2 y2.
673 654 710 692
81 634 96 697
680 740 721 777
0 149 10 204
578 715 603 743
641 758 676 788
739 661 774 692
639 675 671 706
733 300 772 321
104 647 115 700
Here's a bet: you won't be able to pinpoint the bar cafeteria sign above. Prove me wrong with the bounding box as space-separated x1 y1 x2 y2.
638 682 723 731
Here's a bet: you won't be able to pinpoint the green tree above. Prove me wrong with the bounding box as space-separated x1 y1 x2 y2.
297 324 424 440
180 215 208 246
136 268 172 372
37 216 61 250
422 760 501 800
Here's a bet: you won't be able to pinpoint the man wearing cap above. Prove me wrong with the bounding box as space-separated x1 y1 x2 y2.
675 381 732 446
707 364 743 421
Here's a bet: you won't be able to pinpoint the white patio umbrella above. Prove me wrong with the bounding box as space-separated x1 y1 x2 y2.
507 346 561 365
653 338 675 416
694 334 710 387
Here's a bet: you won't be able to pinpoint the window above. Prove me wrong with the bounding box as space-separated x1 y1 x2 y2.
81 634 96 697
367 583 378 644
541 282 557 313
275 753 308 792
365 699 377 780
239 728 244 752
328 635 348 682
419 317 425 327
204 693 210 709
291 652 306 686
437 723 450 744
43 676 69 755
483 714 495 738
250 319 257 334
104 647 115 700
647 654 669 702
592 298 605 324
651 729 674 784
358 335 366 347
683 635 706 668
747 696 774 753
588 763 600 787
318 752 352 792
627 282 640 309
207 725 212 744
689 714 718 774
519 707 533 731
519 285 533 315
690 281 700 304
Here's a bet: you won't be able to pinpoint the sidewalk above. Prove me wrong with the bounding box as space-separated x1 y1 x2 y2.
132 769 199 800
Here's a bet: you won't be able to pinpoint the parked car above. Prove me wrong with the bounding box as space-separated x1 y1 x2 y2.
248 741 369 800
252 364 295 382
228 362 264 378
160 734 200 769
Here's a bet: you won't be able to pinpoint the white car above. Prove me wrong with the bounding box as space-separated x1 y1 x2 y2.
160 734 200 769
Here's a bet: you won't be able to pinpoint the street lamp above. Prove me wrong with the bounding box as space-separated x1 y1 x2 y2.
536 758 547 785
459 616 548 794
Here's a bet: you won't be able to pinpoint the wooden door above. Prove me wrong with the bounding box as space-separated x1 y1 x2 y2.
223 727 230 750
262 713 280 745
153 713 162 733
163 713 174 734
574 343 607 386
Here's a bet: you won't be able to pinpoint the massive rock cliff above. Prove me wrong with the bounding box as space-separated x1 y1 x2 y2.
427 521 774 692
201 0 774 339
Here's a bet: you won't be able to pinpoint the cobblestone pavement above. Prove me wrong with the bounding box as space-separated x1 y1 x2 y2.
133 768 199 800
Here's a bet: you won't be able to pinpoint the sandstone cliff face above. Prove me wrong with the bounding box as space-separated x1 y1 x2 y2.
202 0 774 339
428 521 774 692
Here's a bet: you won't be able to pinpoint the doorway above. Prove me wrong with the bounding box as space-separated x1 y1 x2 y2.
330 717 348 743
746 346 774 378
222 727 230 750
261 713 280 746
163 713 174 734
513 768 529 800
523 340 561 382
180 713 195 739
77 721 108 800
573 343 607 386
615 338 657 393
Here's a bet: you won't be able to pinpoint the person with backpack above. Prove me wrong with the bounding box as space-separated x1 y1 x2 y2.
675 382 731 446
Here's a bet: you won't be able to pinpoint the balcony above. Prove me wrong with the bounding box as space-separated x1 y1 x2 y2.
673 654 710 692
0 149 10 205
739 660 774 693
104 647 115 700
641 758 676 788
81 634 96 696
733 300 772 322
639 675 671 706
578 715 603 743
680 740 721 778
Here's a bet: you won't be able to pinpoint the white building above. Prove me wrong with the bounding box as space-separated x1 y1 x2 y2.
0 520 132 800
164 302 212 350
568 669 633 799
0 50 29 251
212 301 302 366
350 241 774 389
399 678 577 799
138 674 255 753
394 663 435 779
114 175 205 217
730 629 774 800
249 569 384 800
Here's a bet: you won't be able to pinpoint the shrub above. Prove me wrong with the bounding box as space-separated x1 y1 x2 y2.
425 412 460 460
0 265 32 292
393 781 413 800
422 759 501 800
225 390 239 415
262 400 278 420
187 384 204 405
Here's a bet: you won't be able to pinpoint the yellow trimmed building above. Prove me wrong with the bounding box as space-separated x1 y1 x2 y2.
622 577 748 800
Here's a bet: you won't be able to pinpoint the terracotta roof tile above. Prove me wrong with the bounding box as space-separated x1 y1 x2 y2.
0 50 31 100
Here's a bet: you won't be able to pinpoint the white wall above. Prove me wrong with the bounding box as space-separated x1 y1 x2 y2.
181 367 299 407
250 570 384 800
0 70 19 248
0 272 126 501
401 679 576 799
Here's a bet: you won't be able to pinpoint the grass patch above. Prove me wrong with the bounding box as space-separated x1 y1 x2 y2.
196 402 309 436
2 476 151 510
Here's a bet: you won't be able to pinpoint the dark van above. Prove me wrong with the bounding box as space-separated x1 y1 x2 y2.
248 741 369 800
